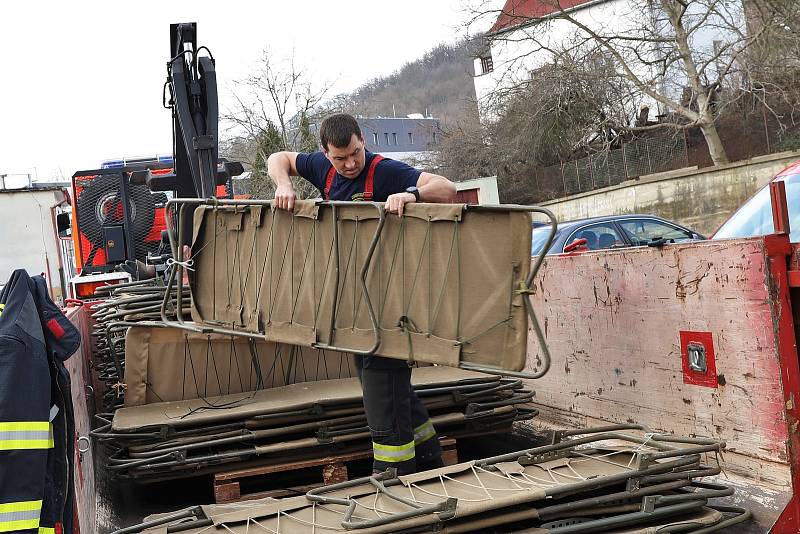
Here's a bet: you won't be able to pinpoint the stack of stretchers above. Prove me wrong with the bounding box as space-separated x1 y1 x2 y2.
89 279 184 411
94 364 535 480
114 426 751 533
93 200 553 480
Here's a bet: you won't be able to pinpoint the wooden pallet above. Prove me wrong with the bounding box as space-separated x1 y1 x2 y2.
214 437 458 503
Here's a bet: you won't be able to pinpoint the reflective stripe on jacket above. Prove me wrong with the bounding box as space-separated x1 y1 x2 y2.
0 270 80 534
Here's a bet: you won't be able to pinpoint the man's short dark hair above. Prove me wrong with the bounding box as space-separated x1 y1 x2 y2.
319 113 362 151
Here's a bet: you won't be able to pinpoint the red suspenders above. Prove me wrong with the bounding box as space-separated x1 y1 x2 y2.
362 155 384 201
323 165 336 200
324 155 384 201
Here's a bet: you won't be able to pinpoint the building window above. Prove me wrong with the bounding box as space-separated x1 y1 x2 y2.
480 55 493 74
384 133 390 145
408 132 414 144
372 132 379 145
392 133 398 145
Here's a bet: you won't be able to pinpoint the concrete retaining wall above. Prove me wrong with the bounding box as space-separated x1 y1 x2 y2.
538 150 800 235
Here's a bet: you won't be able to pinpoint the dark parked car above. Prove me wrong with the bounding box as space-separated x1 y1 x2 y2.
712 159 800 242
532 214 705 255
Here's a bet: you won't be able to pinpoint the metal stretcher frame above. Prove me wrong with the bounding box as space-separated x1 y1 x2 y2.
93 368 535 481
116 503 748 534
94 379 530 446
301 425 726 530
102 407 533 477
158 198 557 379
106 375 527 435
107 366 501 428
116 503 749 534
305 475 733 532
91 278 185 409
408 505 749 534
113 426 747 534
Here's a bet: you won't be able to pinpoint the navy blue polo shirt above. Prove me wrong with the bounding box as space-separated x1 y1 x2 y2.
295 151 421 201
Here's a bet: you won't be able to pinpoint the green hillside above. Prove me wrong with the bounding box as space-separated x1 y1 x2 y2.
329 39 478 125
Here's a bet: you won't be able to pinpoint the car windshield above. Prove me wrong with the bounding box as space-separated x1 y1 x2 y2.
714 174 800 242
531 226 555 255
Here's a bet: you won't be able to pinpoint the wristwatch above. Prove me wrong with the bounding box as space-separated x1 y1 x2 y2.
405 186 421 202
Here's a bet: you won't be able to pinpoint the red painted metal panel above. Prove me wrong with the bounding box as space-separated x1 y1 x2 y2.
771 181 791 236
680 331 718 388
766 234 800 533
63 305 97 534
455 188 479 204
526 237 795 530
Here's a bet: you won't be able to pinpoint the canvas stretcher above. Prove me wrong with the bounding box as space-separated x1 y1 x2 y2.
159 199 556 378
113 427 749 534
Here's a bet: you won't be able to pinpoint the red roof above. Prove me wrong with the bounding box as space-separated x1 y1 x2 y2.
489 0 596 33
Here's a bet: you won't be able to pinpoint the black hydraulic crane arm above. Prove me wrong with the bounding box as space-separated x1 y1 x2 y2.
95 22 243 278
168 23 218 198
139 23 241 198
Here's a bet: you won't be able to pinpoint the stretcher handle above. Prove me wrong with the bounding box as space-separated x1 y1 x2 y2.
459 204 557 380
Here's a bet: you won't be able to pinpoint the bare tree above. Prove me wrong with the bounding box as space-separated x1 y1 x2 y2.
222 49 331 199
744 0 800 146
436 53 636 193
465 0 800 165
437 116 495 178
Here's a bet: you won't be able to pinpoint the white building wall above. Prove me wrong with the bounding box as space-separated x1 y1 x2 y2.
475 0 645 116
456 176 500 204
474 0 742 122
0 189 63 294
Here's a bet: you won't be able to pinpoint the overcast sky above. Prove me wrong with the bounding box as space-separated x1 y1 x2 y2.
0 1 475 183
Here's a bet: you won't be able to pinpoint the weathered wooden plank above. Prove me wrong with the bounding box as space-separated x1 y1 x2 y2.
214 439 461 505
322 463 348 485
214 449 375 482
214 438 459 503
214 482 241 504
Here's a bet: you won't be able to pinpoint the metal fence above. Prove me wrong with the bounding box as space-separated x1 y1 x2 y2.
550 134 688 196
502 134 690 203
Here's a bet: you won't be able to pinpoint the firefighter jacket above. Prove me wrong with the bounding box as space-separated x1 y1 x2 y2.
0 270 80 534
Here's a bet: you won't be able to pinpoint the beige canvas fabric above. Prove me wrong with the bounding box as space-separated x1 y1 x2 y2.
186 201 532 371
142 505 723 534
122 326 357 407
112 366 496 431
140 453 664 533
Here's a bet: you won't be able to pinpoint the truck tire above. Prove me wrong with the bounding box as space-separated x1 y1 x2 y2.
76 173 156 263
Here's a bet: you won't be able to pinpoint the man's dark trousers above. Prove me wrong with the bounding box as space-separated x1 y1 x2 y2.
354 355 442 475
